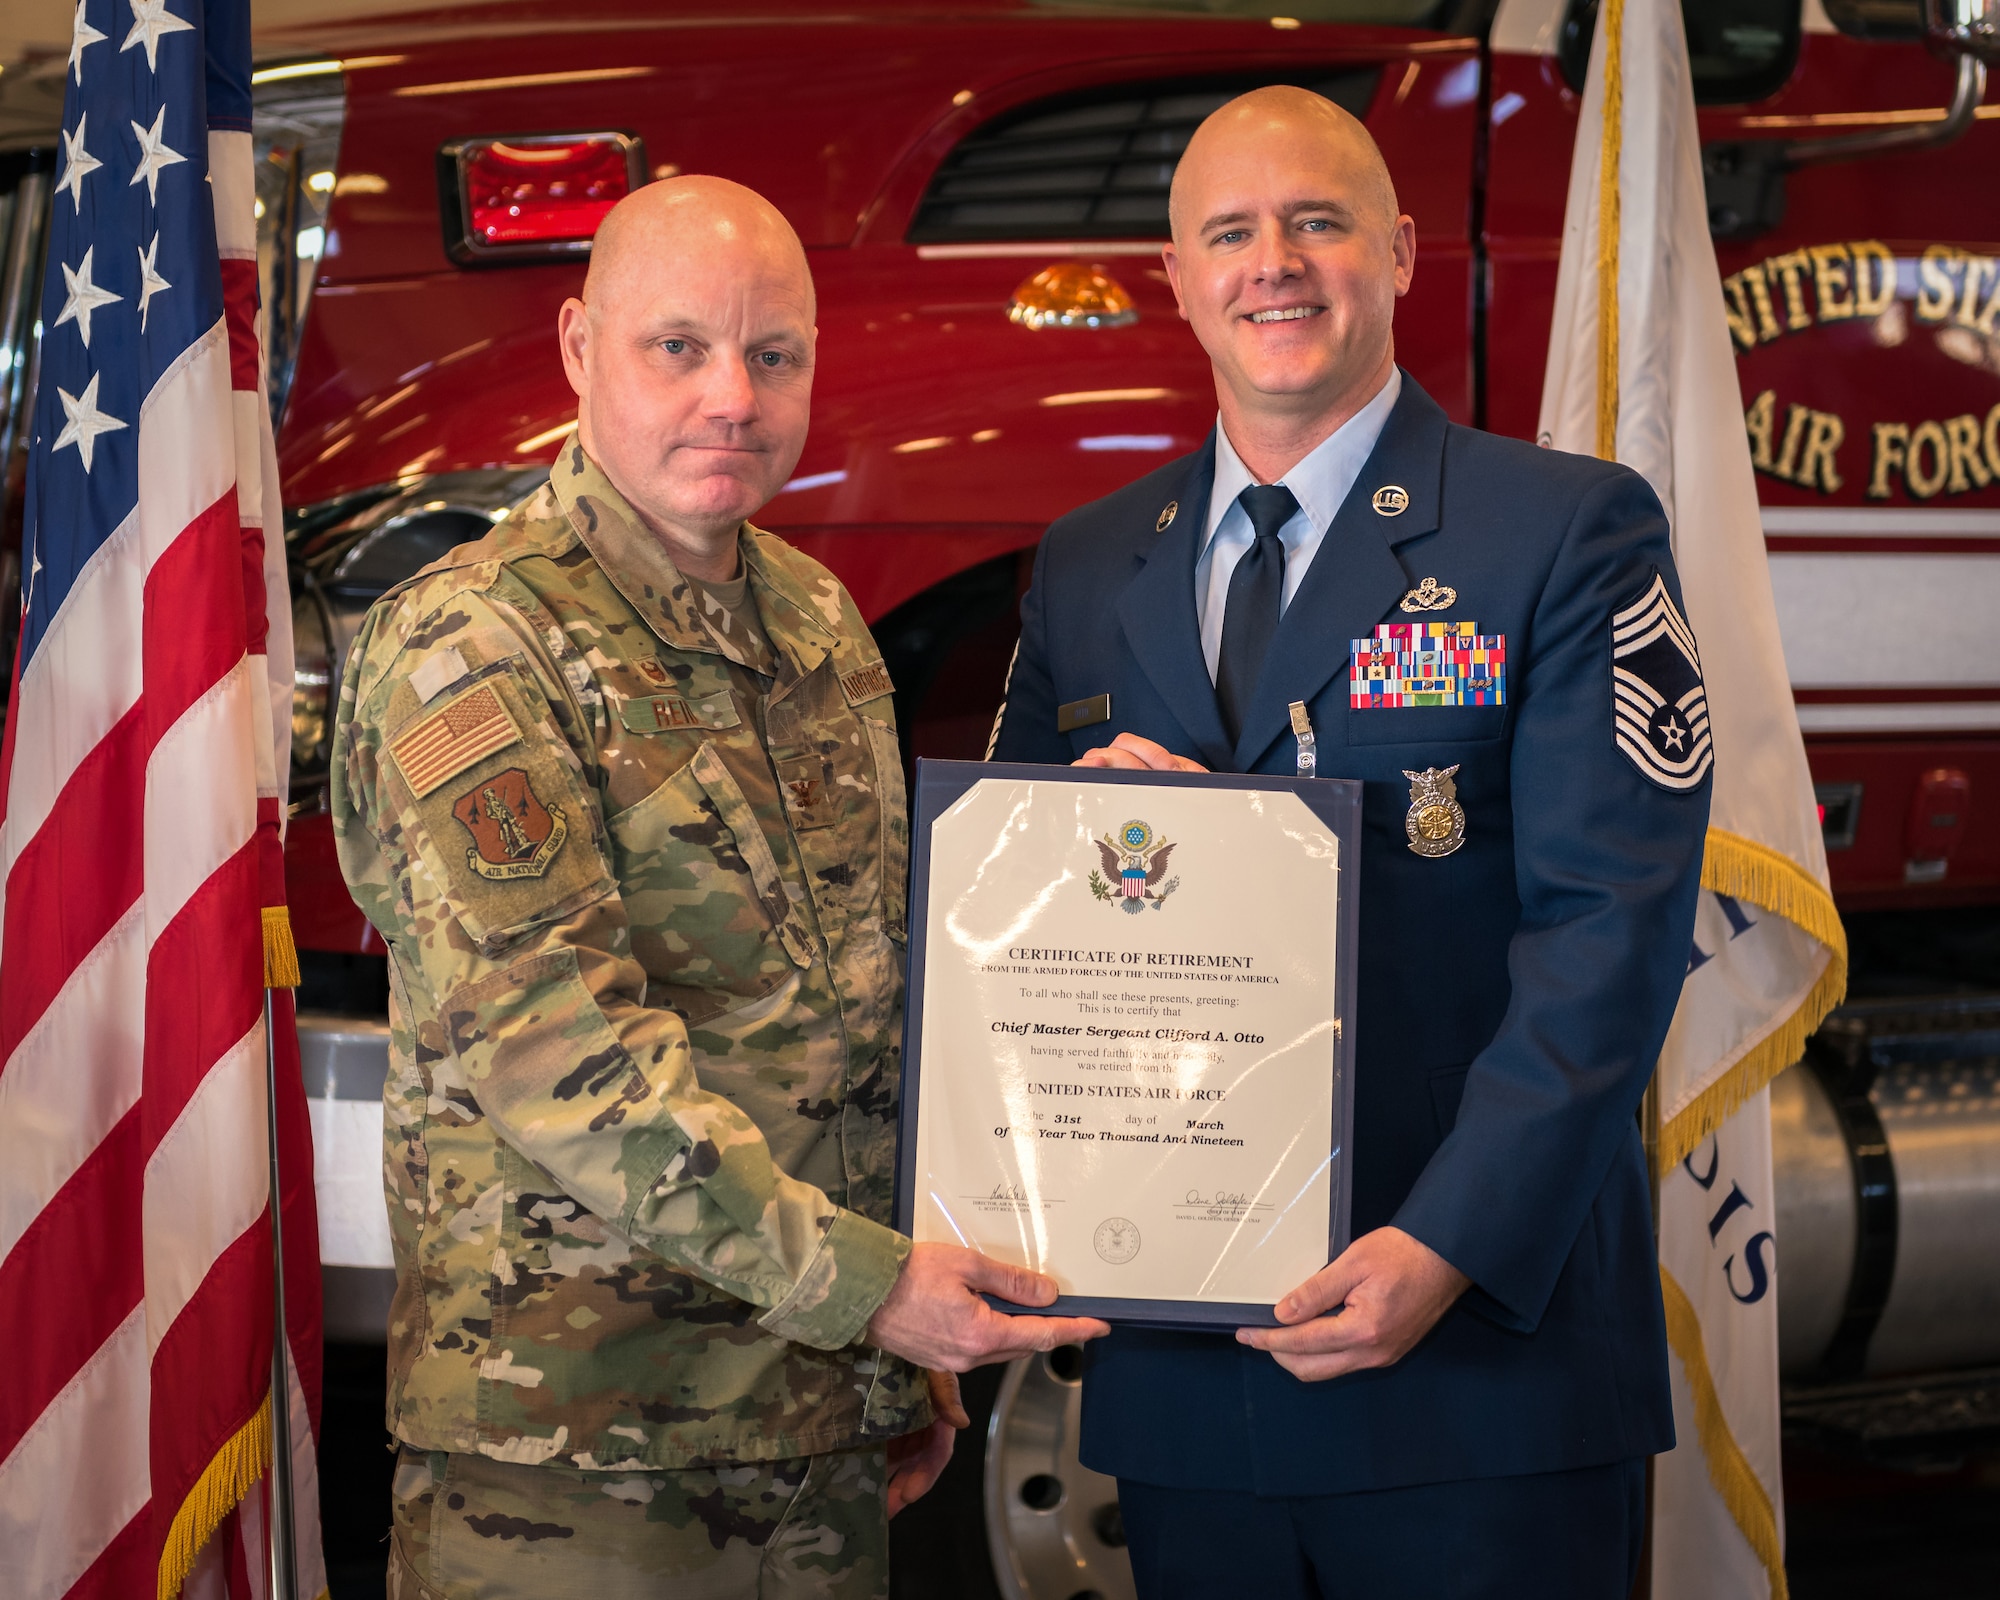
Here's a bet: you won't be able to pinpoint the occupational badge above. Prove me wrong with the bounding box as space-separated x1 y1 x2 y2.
1402 765 1466 858
1399 575 1457 613
1087 818 1179 913
1611 572 1712 791
451 767 568 880
1156 501 1178 532
1372 485 1410 516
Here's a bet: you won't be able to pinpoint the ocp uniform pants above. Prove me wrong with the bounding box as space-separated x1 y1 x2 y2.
387 1444 890 1600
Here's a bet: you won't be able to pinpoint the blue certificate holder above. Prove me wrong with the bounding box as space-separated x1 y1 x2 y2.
894 759 1361 1329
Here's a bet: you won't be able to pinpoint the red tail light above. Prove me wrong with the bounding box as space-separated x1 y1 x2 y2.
1904 767 1971 883
442 132 645 262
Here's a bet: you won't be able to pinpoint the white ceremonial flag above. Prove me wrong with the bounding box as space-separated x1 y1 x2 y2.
1537 0 1848 1594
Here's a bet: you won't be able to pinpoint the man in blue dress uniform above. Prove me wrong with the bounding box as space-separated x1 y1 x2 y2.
988 87 1712 1597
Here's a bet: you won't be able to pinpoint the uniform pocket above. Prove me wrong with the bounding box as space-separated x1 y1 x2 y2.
1346 704 1507 746
605 741 815 1022
861 715 909 944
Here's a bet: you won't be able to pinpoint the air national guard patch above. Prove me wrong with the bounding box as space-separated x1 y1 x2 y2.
1611 572 1712 791
451 767 568 880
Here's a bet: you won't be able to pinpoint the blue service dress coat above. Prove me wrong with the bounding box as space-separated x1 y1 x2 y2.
989 374 1712 1495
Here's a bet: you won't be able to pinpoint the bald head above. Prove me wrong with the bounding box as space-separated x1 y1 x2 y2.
1159 85 1414 481
583 174 815 323
556 175 818 579
1170 86 1398 242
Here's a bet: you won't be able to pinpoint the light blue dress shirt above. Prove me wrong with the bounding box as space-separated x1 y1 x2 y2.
1195 368 1402 683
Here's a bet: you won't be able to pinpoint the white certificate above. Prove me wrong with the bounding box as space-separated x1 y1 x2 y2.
898 763 1360 1324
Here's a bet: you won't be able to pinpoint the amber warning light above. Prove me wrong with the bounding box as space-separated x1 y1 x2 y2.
443 132 645 262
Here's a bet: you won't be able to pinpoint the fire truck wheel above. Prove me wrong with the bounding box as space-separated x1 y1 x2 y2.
981 1349 1136 1600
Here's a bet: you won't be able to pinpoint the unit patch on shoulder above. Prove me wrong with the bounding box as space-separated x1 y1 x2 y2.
390 679 523 797
450 767 568 880
840 662 894 705
1611 572 1712 791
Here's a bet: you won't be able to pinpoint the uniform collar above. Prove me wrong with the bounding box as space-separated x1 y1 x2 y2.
549 438 833 679
1202 366 1402 552
740 528 837 682
1231 370 1450 770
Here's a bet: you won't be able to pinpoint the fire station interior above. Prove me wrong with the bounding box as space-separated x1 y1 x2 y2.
3 0 1999 1593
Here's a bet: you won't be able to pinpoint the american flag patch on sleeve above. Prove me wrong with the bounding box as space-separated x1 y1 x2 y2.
390 679 524 797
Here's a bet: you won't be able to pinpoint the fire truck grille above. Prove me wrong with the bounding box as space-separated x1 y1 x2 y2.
909 70 1378 243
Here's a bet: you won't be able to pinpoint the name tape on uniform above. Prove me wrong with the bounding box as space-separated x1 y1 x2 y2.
1350 621 1507 709
617 692 741 735
840 663 894 705
1057 693 1112 733
390 679 524 796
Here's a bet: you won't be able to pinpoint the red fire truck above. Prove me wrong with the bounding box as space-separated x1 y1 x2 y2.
2 0 1996 1592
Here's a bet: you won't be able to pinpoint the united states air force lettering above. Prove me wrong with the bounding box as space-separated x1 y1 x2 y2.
1718 238 2000 502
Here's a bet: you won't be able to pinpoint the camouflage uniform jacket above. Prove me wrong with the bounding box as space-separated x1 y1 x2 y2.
331 441 927 1470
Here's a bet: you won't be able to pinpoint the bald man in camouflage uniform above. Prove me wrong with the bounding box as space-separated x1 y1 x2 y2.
335 176 1104 1600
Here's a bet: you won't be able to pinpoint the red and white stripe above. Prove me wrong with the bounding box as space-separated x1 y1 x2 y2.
0 130 323 1600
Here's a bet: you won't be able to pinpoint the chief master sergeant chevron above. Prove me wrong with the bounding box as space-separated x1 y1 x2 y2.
990 89 1711 1597
333 175 1106 1600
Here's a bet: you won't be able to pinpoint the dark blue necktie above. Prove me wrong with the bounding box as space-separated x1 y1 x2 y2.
1216 483 1299 746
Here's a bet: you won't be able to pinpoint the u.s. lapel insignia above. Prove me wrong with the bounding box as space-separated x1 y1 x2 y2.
1403 765 1465 858
1399 576 1457 613
1372 485 1410 516
1156 501 1178 532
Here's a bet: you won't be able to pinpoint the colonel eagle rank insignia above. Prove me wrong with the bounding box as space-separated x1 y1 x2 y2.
1611 572 1712 791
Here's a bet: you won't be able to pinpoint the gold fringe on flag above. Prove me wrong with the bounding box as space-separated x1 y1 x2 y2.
1659 1266 1791 1599
157 1393 270 1600
1657 827 1849 1172
1594 0 1626 462
263 905 302 990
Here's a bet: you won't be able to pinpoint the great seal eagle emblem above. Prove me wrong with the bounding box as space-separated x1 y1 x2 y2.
1087 818 1180 913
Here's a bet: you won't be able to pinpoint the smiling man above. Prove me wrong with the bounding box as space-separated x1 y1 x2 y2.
990 90 1711 1597
334 175 1105 1600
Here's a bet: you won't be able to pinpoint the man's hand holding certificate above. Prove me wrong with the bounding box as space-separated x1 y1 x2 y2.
1077 736 1471 1366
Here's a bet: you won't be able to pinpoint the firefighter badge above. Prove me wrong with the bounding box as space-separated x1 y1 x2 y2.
451 767 568 880
1088 819 1179 913
1611 572 1712 792
1403 765 1466 858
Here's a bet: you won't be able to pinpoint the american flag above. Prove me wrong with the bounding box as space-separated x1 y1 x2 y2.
0 1 327 1596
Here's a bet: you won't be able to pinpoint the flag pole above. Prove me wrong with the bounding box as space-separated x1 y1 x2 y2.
264 986 298 1600
1593 0 1656 1587
1633 1070 1660 1600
